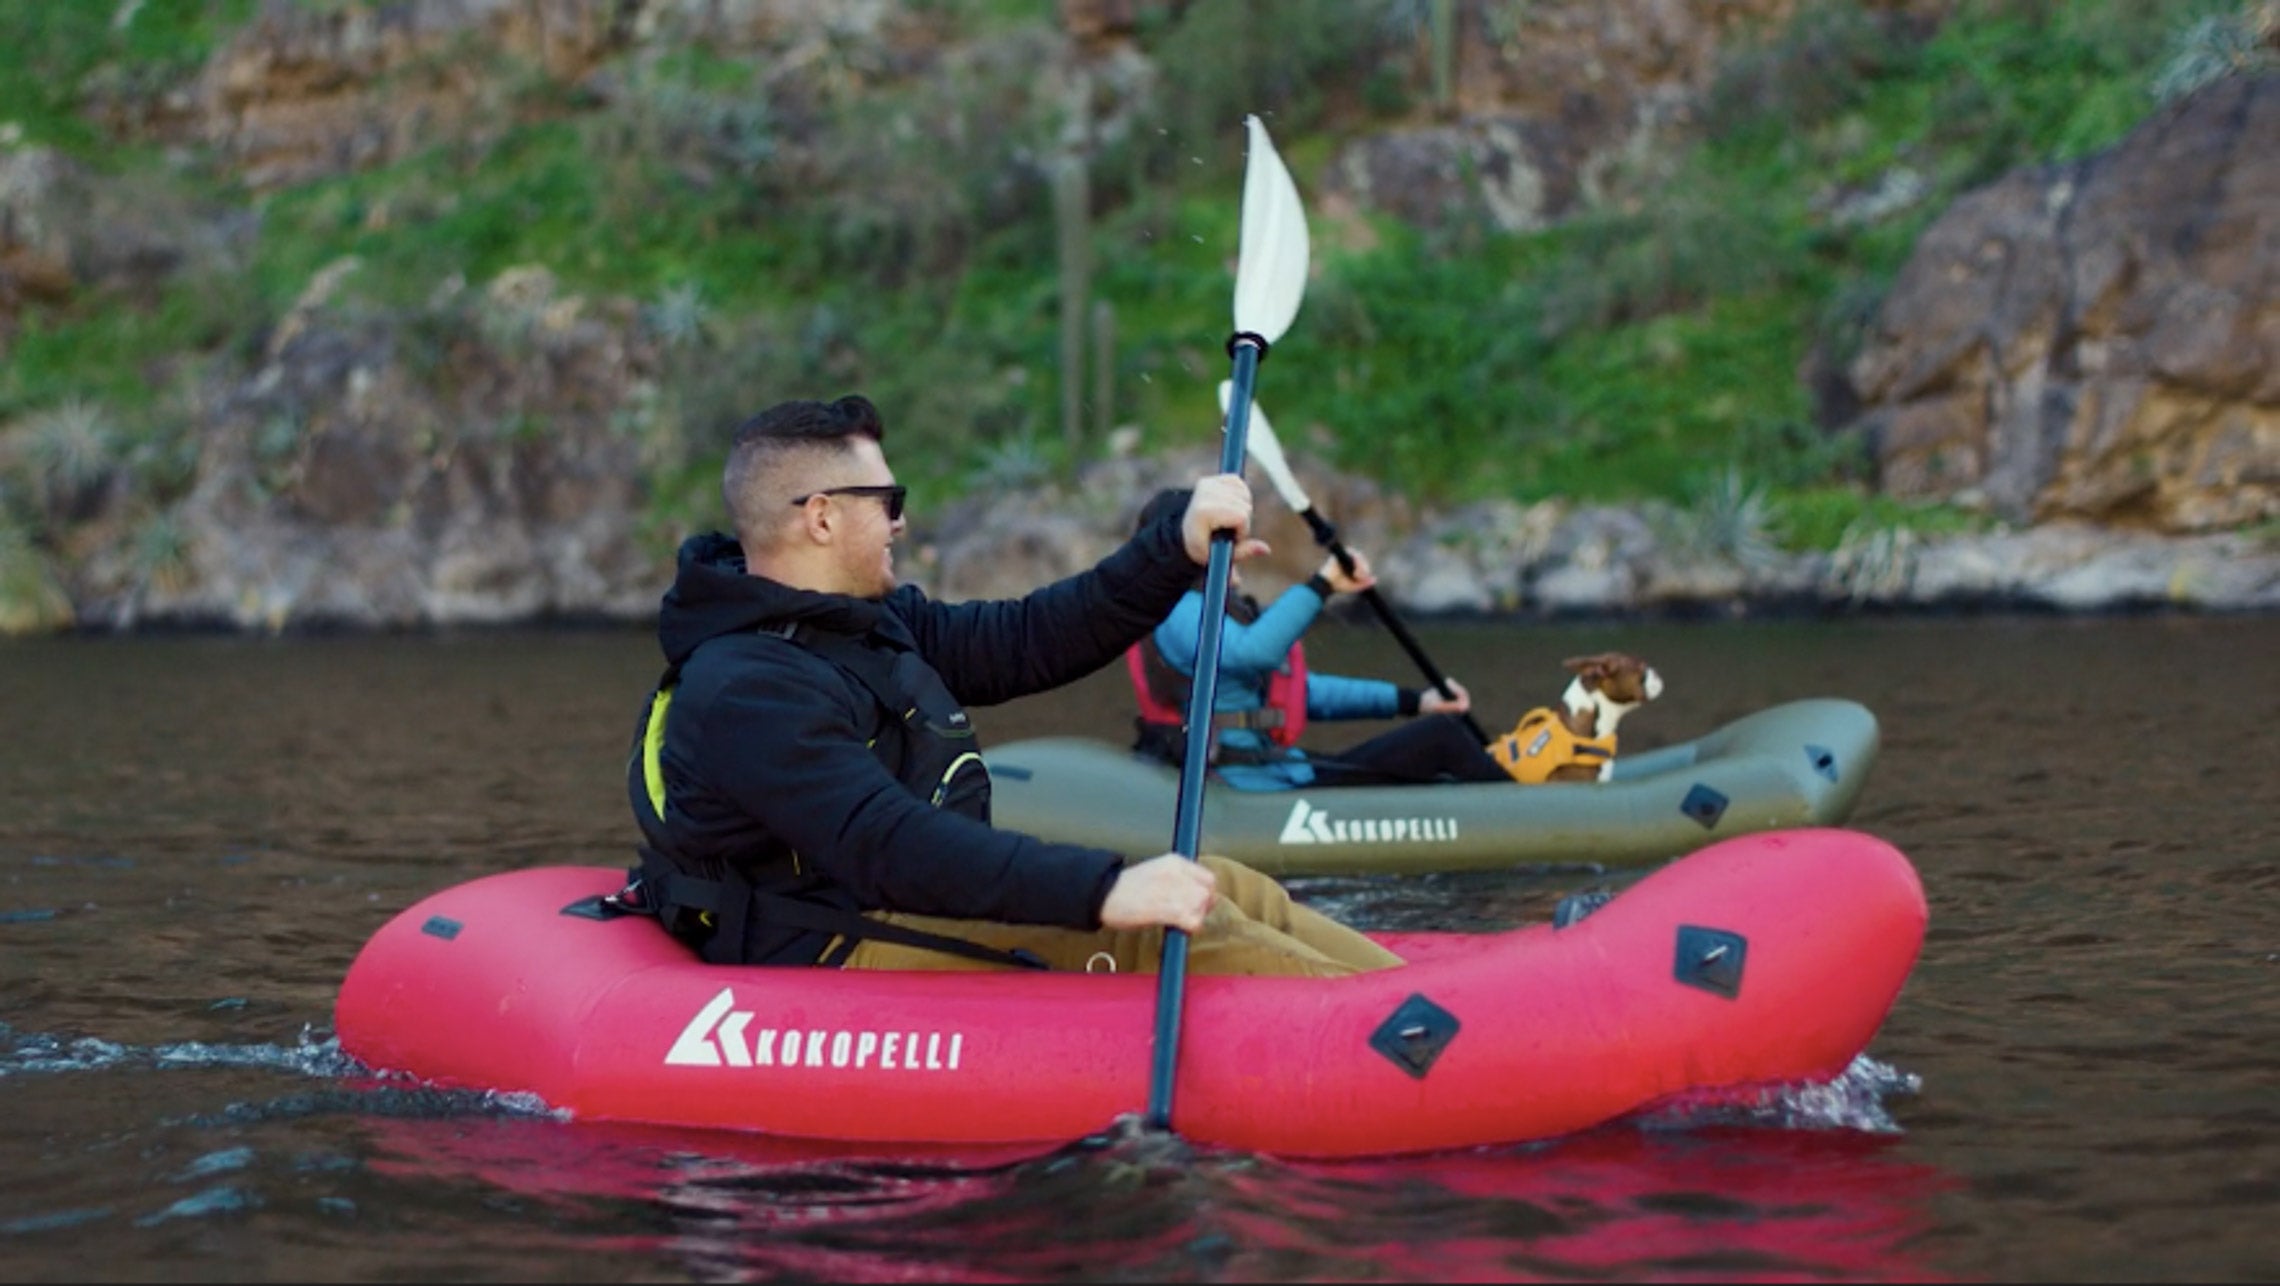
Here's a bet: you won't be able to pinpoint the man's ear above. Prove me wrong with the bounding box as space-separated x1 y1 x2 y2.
790 495 831 544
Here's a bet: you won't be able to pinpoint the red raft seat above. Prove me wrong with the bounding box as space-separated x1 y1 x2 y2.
334 827 1925 1158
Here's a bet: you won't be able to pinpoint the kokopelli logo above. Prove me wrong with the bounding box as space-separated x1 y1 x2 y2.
1277 799 1460 845
666 988 965 1072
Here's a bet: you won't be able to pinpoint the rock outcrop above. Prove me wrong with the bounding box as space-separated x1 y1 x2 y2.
196 0 631 191
75 264 660 630
1849 72 2280 533
1317 0 1951 235
187 0 934 191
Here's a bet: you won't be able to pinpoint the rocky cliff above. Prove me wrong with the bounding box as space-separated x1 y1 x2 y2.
1852 70 2278 534
1 0 2274 632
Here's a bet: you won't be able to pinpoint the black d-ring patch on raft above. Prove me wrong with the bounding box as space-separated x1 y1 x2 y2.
1225 330 1272 361
1679 783 1729 829
1368 993 1462 1080
1673 925 1747 999
1805 743 1840 782
1552 888 1614 929
420 916 462 941
560 895 640 921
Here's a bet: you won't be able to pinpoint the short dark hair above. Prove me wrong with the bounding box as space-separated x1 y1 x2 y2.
729 395 885 451
722 395 885 543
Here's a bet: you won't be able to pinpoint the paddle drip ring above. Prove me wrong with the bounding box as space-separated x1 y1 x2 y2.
1225 331 1272 361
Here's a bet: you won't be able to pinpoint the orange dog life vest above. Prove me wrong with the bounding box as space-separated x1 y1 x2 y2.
1489 707 1616 785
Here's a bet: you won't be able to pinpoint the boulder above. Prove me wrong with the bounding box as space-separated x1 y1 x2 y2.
1850 72 2280 534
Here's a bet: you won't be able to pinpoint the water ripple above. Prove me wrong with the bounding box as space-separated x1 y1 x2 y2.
0 1022 555 1128
0 1023 358 1079
1637 1056 1925 1135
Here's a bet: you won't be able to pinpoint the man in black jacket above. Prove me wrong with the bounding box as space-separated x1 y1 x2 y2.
627 394 1401 977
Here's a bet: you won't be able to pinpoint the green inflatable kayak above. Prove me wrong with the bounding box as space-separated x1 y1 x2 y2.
986 698 1879 876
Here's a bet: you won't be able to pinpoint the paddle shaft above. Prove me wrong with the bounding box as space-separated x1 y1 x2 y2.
1146 337 1264 1131
1300 509 1493 745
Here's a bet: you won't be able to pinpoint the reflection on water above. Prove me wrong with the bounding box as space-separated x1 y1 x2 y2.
1 616 2276 1281
359 1110 1956 1284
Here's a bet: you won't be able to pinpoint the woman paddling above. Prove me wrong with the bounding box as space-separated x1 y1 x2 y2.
1125 492 1513 791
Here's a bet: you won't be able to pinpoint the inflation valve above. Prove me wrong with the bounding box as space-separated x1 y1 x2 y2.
1673 925 1748 999
1368 993 1462 1080
1804 744 1840 782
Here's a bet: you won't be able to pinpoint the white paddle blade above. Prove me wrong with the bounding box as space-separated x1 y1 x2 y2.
1219 380 1313 514
1232 114 1309 344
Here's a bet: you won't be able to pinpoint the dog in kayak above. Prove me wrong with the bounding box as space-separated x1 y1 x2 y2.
1489 653 1664 784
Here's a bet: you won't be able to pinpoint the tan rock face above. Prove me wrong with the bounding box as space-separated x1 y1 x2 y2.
184 0 944 191
1320 0 1875 233
0 145 87 315
1058 0 1191 52
196 0 631 190
1851 72 2280 533
101 262 668 630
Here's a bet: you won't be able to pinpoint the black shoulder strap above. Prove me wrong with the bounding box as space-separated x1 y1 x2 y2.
624 848 1047 971
777 623 912 717
754 894 1049 970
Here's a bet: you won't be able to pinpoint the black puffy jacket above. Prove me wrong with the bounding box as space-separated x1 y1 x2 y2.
632 494 1200 964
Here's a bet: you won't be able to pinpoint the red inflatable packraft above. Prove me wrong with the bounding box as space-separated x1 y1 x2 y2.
335 827 1925 1158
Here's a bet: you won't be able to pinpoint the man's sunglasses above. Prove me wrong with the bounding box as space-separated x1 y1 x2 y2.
790 484 908 523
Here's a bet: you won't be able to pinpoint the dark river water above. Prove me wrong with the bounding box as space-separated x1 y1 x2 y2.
1 613 2274 1282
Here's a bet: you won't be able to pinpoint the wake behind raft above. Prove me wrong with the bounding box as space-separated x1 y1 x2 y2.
333 827 1926 1158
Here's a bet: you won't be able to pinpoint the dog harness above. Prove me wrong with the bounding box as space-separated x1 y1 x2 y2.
1489 707 1617 785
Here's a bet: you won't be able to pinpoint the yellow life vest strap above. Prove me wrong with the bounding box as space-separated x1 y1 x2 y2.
642 687 673 818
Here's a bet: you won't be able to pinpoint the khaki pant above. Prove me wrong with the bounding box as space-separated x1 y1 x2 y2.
841 855 1402 977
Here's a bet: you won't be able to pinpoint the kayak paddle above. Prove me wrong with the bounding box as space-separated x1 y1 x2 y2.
1148 113 1310 1133
1217 383 1493 745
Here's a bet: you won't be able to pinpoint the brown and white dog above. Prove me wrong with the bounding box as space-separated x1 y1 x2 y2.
1489 652 1665 784
1551 652 1664 780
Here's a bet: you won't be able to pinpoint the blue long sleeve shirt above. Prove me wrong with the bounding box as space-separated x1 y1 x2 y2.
1151 583 1406 789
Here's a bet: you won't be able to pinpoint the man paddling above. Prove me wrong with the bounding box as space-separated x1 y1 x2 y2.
622 394 1401 978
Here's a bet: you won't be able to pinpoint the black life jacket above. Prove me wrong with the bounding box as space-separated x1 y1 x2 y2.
618 623 1040 970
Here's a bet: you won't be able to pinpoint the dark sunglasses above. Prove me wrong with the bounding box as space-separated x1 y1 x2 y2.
790 484 908 523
